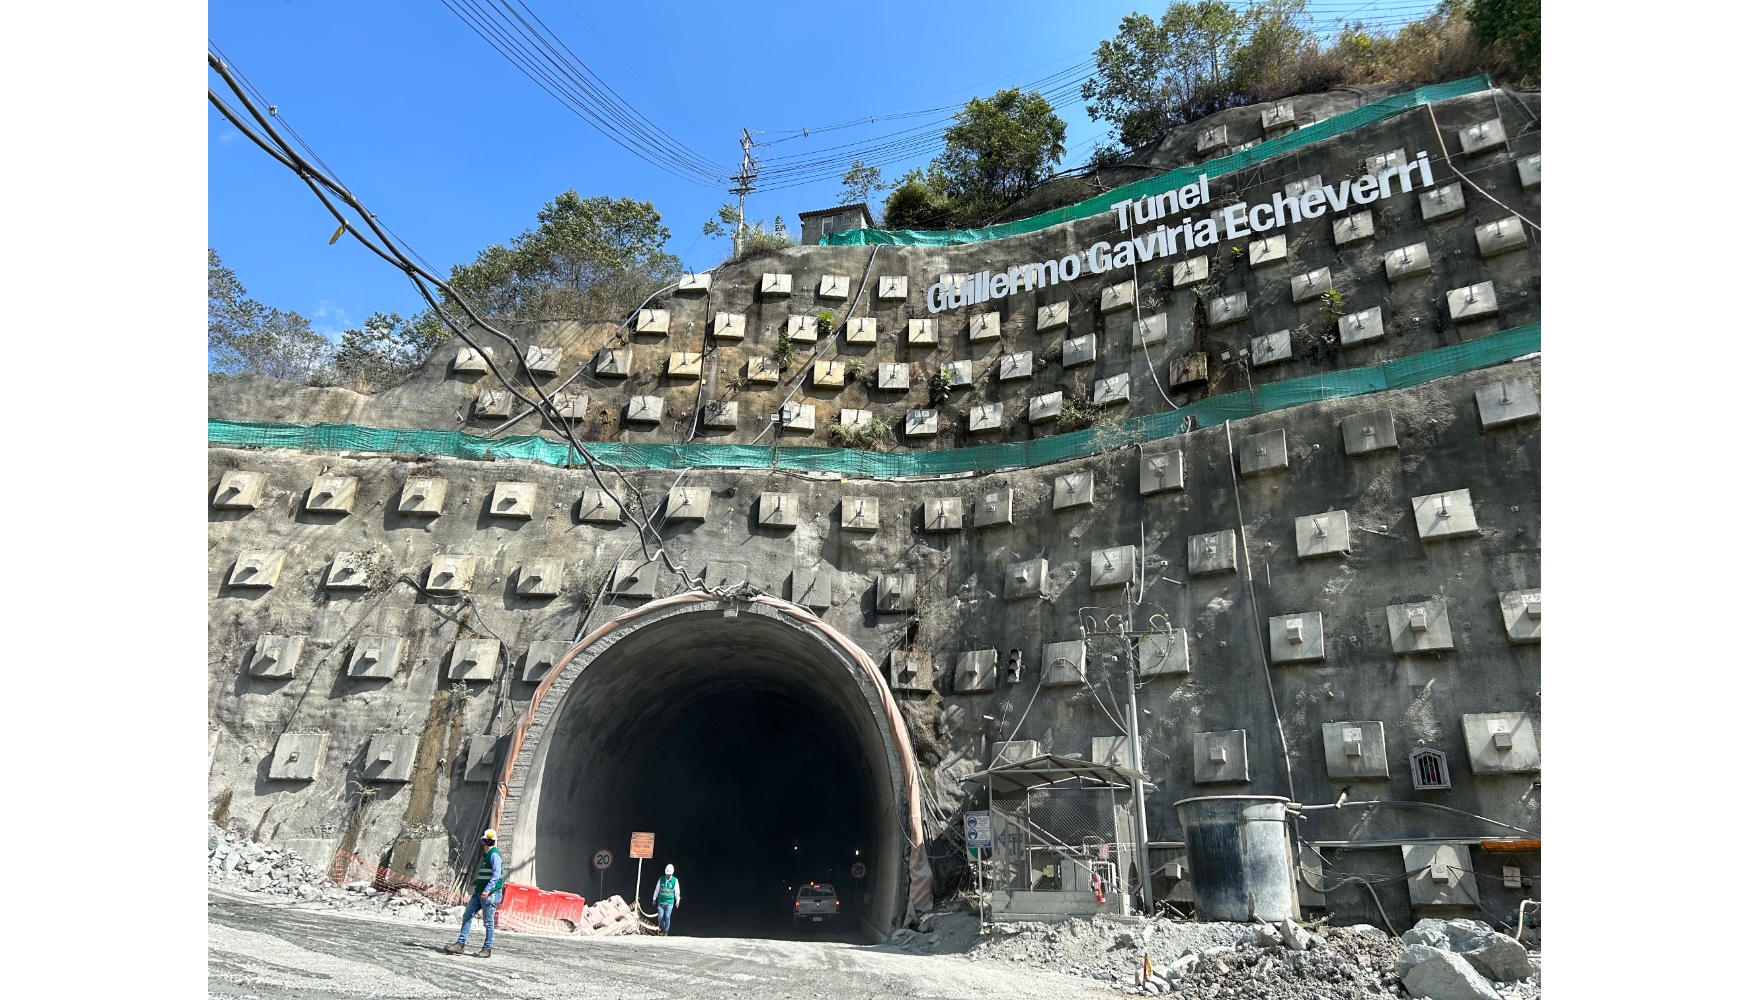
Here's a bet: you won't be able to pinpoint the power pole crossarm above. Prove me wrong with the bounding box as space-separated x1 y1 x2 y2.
729 129 761 259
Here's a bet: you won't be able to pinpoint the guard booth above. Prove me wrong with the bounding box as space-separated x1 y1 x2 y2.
967 753 1152 920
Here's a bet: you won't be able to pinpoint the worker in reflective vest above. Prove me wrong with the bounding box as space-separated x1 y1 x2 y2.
653 864 681 935
446 830 504 958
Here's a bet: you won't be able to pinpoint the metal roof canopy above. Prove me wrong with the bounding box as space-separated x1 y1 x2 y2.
967 752 1156 794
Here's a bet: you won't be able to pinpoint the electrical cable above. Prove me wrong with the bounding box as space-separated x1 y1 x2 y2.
1223 421 1296 802
1295 798 1535 835
210 50 706 595
439 0 727 185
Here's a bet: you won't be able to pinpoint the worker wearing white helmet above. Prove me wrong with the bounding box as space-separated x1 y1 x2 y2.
445 829 504 958
652 863 681 935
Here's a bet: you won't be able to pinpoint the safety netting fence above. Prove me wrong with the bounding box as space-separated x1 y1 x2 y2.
821 75 1493 248
210 323 1538 478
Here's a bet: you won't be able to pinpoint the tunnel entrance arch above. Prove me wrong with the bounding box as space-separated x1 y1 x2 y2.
493 593 924 939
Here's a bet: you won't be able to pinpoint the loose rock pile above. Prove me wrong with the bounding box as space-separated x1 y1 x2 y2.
207 825 461 925
889 910 1539 1000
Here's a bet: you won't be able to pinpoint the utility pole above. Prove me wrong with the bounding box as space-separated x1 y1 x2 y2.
730 129 761 259
1084 593 1158 916
1122 589 1155 916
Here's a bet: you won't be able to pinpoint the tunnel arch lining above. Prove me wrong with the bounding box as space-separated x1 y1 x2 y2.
492 593 925 934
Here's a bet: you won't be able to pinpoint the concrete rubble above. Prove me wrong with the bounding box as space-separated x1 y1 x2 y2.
206 824 635 937
883 910 1540 1000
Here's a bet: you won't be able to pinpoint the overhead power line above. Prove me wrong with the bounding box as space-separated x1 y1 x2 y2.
208 47 707 593
440 0 730 186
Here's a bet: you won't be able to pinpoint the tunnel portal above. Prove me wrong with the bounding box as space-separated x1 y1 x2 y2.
505 599 911 940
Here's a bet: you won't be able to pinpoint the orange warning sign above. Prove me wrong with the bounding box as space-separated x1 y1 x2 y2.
629 832 655 859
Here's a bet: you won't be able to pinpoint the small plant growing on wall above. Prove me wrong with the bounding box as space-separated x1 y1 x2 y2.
928 365 953 406
1056 374 1109 432
826 415 890 450
774 330 796 371
816 310 835 336
844 357 864 382
1321 289 1345 318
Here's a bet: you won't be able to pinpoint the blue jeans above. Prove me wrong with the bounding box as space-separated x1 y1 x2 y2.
457 890 501 949
657 901 674 933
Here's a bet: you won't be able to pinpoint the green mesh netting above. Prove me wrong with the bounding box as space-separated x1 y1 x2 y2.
821 75 1492 249
210 323 1538 476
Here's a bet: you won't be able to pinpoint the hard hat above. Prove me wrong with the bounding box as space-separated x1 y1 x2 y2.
482 829 497 841
665 864 675 875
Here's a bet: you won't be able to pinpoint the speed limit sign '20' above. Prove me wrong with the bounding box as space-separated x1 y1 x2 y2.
593 849 613 871
851 861 867 879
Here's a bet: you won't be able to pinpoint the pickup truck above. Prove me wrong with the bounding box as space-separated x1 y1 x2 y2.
793 882 840 926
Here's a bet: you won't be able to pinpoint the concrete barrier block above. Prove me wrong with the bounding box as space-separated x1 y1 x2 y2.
1093 373 1130 407
268 732 327 781
786 315 819 344
1291 267 1333 303
625 395 663 425
326 551 377 590
452 345 492 374
306 475 359 514
666 352 703 379
1029 391 1062 424
229 549 287 589
1333 210 1375 247
1388 599 1455 654
968 311 1001 342
594 348 631 377
1419 183 1466 221
923 497 963 532
522 640 571 683
1100 280 1135 312
348 636 403 679
1193 730 1248 783
1004 558 1046 601
1187 530 1236 575
1052 471 1093 509
213 470 266 509
516 559 563 597
489 481 538 518
425 554 478 594
1251 330 1292 366
249 634 305 679
449 638 501 681
1383 242 1433 283
840 496 878 532
844 316 877 344
1457 118 1506 156
968 402 1003 433
524 345 561 376
1338 306 1385 347
974 487 1013 527
712 312 746 340
1269 612 1325 664
1296 510 1351 558
1340 409 1397 454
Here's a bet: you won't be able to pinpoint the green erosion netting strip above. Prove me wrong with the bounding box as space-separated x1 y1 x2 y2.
210 324 1537 477
822 75 1492 249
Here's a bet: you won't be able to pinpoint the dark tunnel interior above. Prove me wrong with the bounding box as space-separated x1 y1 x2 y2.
525 609 902 941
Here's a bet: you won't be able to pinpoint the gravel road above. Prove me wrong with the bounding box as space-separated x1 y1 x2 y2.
208 889 1108 1000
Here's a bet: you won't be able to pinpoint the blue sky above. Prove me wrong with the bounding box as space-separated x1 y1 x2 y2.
208 1 1441 338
